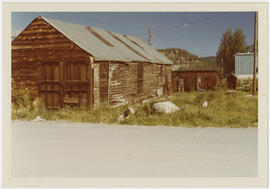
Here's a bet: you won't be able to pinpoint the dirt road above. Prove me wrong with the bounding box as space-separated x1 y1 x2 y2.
12 121 257 177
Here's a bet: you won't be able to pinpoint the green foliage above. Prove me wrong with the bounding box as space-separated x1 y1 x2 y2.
217 28 250 74
12 90 258 128
158 49 219 73
175 62 217 71
12 90 47 120
199 56 217 64
232 28 249 54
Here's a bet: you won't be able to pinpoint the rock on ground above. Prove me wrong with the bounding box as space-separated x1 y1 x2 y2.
226 90 236 94
118 107 135 121
32 116 45 122
117 114 125 122
153 101 179 114
202 101 208 108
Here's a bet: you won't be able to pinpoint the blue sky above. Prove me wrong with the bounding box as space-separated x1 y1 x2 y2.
12 12 255 57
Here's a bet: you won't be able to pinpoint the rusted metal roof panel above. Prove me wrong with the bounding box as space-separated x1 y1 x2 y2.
42 16 172 65
127 36 173 65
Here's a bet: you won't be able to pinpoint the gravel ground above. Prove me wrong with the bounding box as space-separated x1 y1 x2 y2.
12 121 257 177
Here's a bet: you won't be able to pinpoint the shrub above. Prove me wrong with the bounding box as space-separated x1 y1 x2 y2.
12 90 48 120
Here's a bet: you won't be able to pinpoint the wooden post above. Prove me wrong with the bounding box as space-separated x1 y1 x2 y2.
148 26 151 46
253 11 258 96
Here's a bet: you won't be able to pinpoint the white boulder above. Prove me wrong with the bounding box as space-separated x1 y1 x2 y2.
117 114 125 122
127 107 135 115
202 101 208 108
153 101 179 114
32 116 45 122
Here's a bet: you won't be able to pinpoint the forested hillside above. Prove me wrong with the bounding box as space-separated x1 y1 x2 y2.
199 56 216 64
157 48 199 64
158 48 216 65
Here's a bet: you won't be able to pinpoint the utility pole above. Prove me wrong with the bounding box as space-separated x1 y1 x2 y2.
253 11 258 96
148 26 151 46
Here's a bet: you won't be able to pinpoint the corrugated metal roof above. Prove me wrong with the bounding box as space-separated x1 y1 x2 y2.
41 16 172 65
235 53 258 75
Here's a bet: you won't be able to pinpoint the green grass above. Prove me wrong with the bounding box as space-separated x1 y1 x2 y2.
12 89 258 128
237 78 258 92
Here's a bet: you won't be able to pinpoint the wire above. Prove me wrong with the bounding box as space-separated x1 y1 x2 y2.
136 13 226 37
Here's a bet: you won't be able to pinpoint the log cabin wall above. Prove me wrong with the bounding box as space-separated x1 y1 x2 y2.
12 16 173 109
93 63 100 108
12 17 91 108
142 63 172 99
106 62 172 107
109 62 137 107
98 62 109 106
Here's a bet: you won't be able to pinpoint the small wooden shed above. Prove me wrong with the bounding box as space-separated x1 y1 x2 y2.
225 72 237 90
172 63 221 92
12 16 173 109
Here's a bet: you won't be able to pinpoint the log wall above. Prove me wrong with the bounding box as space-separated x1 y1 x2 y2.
12 17 91 107
93 63 100 108
105 62 172 107
12 16 173 108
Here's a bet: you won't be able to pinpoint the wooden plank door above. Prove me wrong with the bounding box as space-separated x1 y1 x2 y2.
64 61 91 108
37 62 61 109
37 60 93 109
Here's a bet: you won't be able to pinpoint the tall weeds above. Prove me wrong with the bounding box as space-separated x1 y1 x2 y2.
12 89 258 127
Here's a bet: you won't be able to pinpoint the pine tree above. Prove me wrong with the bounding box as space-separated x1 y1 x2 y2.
217 29 233 74
217 28 249 75
232 28 249 54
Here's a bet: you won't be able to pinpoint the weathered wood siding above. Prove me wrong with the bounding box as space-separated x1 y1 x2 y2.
99 62 109 106
103 62 172 107
12 16 172 109
93 63 100 108
172 71 219 92
12 17 92 108
109 62 133 107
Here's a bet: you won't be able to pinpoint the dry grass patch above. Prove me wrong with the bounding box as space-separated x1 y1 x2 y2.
12 89 258 128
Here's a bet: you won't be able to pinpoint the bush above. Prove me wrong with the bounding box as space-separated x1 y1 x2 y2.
12 90 47 120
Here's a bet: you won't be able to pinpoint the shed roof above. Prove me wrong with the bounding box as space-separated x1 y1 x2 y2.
234 53 258 56
172 62 218 72
40 16 172 65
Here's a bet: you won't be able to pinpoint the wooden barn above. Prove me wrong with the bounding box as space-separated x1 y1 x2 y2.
172 63 221 92
12 16 173 109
